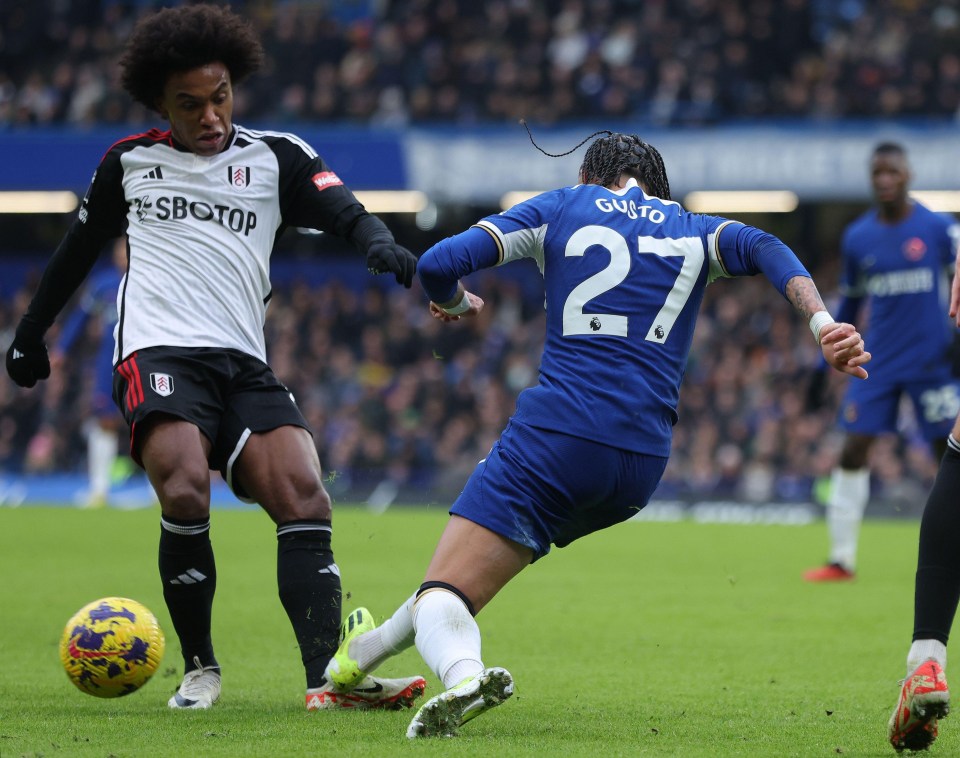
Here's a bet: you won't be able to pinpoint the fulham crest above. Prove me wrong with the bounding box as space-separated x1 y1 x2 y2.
150 372 175 397
228 165 251 190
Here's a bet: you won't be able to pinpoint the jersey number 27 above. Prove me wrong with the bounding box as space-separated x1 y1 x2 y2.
562 226 703 344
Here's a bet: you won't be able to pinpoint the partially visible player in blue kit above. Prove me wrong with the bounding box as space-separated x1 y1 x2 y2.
804 142 960 582
52 238 127 508
321 128 872 739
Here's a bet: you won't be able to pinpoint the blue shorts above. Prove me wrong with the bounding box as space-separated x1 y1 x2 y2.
838 373 960 440
450 419 668 561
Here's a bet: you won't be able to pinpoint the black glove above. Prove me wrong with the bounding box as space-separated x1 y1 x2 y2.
804 367 829 412
6 331 50 388
366 242 417 288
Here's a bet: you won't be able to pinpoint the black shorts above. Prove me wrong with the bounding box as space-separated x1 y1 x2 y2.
113 346 310 498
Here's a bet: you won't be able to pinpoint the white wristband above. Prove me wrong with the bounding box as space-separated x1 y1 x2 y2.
441 291 471 316
809 311 835 345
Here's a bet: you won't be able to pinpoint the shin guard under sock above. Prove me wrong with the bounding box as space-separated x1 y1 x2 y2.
914 442 960 644
277 520 341 689
159 516 218 671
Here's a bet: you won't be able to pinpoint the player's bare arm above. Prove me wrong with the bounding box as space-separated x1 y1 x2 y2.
784 274 870 379
950 249 960 324
784 274 828 321
821 323 871 379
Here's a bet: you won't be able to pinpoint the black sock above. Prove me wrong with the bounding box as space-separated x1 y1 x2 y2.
159 516 218 672
277 520 341 690
914 442 960 643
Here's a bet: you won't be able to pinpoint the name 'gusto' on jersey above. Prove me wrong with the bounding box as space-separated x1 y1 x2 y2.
593 197 667 222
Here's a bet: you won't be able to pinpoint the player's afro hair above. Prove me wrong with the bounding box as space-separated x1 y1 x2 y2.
119 3 264 111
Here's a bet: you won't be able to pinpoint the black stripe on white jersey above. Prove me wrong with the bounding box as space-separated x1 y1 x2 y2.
235 126 318 159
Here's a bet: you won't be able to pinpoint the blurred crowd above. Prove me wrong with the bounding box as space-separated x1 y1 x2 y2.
0 0 951 508
2 0 960 128
0 262 940 508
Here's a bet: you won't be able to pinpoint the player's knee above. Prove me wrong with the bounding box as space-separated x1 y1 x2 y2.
154 467 211 518
291 486 332 521
142 441 209 517
264 471 331 522
416 581 477 617
839 448 869 469
840 435 872 469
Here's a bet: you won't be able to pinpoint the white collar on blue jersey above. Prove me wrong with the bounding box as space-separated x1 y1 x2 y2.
608 177 642 196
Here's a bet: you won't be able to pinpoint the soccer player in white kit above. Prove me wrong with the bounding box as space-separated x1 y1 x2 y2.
5 3 424 712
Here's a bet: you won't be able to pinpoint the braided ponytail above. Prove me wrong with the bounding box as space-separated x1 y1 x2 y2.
521 120 671 200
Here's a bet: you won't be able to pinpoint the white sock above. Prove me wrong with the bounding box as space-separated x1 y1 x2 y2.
907 639 947 676
412 589 483 688
88 424 118 501
350 593 417 674
826 467 869 570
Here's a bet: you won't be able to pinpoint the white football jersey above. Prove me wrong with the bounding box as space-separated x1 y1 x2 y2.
71 125 368 363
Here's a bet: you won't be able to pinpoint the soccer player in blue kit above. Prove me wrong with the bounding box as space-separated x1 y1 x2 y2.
51 238 127 508
804 142 960 582
321 130 872 738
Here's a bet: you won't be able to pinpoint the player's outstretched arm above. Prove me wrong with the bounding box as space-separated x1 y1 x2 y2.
783 275 870 380
419 226 499 322
783 274 832 324
429 284 484 322
950 250 960 325
819 322 870 379
347 214 417 288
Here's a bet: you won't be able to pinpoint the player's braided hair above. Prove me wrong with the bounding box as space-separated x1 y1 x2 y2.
119 4 264 112
522 120 672 200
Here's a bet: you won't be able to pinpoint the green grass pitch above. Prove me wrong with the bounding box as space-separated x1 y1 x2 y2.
0 504 951 757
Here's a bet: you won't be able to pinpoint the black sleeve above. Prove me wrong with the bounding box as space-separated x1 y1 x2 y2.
270 136 384 242
18 149 127 341
345 212 394 251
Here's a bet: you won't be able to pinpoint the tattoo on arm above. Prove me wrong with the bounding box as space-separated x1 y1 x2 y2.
784 276 826 321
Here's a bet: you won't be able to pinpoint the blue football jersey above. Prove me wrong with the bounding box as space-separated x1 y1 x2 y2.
57 265 123 376
465 180 786 457
839 202 958 382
